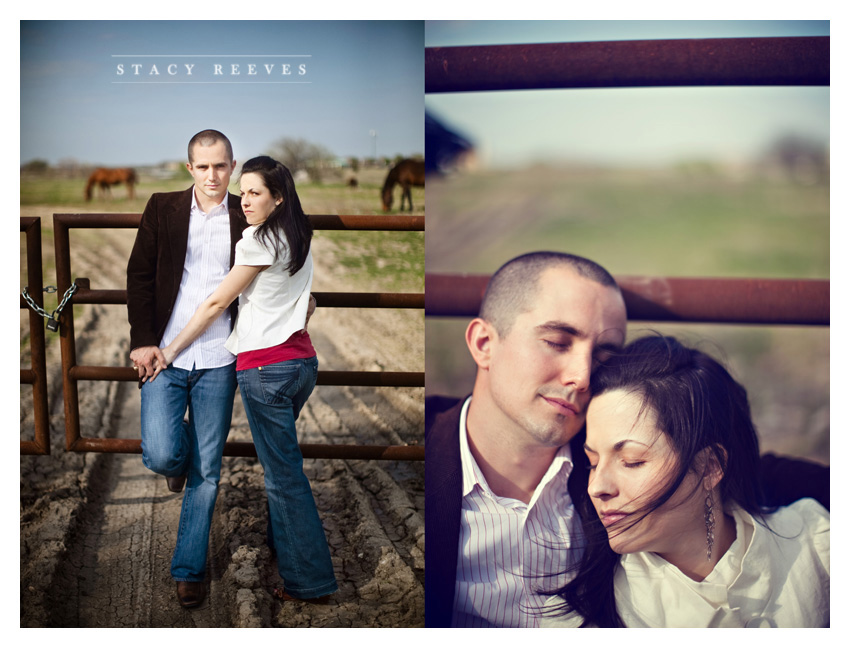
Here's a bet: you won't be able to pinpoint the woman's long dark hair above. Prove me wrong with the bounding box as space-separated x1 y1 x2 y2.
240 155 312 275
543 334 768 627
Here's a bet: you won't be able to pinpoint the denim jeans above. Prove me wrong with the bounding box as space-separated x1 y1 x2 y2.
140 363 236 582
237 356 338 599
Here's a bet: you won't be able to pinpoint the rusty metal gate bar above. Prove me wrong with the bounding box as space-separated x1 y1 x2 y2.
53 212 424 461
425 36 829 93
424 35 829 328
425 274 829 326
20 217 50 455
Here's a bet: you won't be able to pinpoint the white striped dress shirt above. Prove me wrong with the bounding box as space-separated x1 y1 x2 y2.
452 397 581 628
160 190 235 370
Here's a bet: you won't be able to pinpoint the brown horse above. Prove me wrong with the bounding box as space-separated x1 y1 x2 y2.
85 167 137 201
380 159 425 211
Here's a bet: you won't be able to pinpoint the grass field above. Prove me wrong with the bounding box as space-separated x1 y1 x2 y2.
20 167 424 293
425 165 829 463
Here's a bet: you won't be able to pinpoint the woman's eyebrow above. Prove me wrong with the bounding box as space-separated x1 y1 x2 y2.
584 439 650 454
613 439 650 451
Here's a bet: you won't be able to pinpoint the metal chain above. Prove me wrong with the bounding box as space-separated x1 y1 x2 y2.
21 283 79 330
21 287 52 319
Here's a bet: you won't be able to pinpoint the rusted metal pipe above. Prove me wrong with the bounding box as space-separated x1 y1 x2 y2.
70 286 424 310
67 437 424 461
425 273 829 326
70 365 424 387
426 36 829 93
53 213 424 232
20 217 50 455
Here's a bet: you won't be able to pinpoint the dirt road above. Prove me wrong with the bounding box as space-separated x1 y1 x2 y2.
20 208 424 627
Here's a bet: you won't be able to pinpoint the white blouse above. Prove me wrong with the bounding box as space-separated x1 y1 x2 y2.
224 225 313 355
541 498 829 628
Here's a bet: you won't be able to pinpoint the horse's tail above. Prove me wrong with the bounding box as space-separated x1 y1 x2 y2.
84 176 95 201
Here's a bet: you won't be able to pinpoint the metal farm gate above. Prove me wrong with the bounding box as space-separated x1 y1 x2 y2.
424 37 829 343
21 212 424 460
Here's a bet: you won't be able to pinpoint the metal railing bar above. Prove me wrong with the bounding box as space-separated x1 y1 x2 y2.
65 437 424 461
68 285 424 310
425 36 829 93
52 213 424 231
20 216 50 455
425 273 829 326
69 366 424 387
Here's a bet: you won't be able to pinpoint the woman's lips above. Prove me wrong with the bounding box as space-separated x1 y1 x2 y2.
599 511 629 527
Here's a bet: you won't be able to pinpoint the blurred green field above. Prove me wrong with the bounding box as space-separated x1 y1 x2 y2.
425 165 829 463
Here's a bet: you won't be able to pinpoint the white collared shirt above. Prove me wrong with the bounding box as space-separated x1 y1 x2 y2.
160 190 235 370
452 397 581 627
542 499 830 628
223 226 313 355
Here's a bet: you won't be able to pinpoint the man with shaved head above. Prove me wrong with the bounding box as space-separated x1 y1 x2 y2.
426 251 627 628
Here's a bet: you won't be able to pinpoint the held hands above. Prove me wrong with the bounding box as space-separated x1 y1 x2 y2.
149 346 176 381
130 346 168 384
134 294 317 381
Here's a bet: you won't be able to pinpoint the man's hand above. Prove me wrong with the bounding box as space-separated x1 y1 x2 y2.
130 346 167 384
304 294 317 331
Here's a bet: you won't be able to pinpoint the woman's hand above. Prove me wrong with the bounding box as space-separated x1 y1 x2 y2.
149 346 175 381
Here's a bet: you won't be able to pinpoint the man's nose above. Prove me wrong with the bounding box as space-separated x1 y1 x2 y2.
559 350 592 391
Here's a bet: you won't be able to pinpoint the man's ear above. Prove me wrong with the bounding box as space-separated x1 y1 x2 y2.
465 318 497 370
699 444 728 491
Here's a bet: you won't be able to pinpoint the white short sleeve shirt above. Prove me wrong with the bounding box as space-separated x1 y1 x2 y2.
224 225 313 355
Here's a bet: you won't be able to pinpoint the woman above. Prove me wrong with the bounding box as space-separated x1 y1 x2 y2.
153 156 337 601
541 335 829 628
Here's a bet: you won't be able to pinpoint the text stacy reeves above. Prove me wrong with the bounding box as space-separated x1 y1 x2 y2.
115 63 308 77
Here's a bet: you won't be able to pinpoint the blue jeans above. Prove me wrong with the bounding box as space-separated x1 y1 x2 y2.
237 356 338 599
140 363 236 582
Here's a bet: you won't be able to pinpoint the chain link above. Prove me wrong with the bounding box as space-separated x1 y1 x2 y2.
21 283 79 328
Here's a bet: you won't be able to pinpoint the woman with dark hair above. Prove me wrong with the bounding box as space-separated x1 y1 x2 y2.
541 335 829 628
153 155 337 602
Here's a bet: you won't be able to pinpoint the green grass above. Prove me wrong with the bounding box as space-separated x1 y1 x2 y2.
20 171 424 290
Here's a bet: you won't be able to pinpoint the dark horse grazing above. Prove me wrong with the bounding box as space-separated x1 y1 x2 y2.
85 167 137 201
380 159 425 211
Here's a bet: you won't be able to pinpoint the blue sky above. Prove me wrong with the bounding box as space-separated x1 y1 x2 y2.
425 20 830 168
20 21 424 166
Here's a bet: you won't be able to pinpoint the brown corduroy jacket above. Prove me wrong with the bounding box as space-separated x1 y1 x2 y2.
126 187 247 351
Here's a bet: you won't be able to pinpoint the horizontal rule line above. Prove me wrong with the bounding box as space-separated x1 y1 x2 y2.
111 54 311 57
111 81 312 84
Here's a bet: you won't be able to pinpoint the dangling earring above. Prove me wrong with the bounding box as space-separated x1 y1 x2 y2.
704 492 716 561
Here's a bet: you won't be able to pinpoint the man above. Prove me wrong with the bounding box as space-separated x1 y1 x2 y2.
426 251 627 627
425 251 829 628
127 129 246 608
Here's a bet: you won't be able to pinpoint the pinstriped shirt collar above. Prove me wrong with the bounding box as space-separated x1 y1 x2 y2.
190 187 230 216
458 396 574 505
